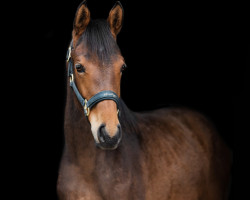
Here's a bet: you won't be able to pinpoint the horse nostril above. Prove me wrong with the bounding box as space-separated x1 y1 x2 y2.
117 124 122 138
98 125 106 143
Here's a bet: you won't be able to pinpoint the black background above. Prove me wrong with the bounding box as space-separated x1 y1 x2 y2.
5 0 247 199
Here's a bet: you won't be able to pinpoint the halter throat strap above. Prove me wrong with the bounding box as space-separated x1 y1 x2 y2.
66 43 120 117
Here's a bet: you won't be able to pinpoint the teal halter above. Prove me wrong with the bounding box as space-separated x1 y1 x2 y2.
66 43 120 117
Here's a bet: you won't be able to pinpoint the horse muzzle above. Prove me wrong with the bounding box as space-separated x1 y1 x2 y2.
95 124 122 150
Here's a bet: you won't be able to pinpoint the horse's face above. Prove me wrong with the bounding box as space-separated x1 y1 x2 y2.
71 1 125 150
72 43 125 150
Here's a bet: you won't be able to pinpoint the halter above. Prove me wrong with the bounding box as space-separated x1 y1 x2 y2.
66 42 120 117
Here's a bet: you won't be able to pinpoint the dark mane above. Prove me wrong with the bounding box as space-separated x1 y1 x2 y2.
77 19 120 64
119 99 139 134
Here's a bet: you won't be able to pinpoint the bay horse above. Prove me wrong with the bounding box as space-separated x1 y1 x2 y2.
57 1 232 199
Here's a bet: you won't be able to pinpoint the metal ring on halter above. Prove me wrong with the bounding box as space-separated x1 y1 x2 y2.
84 99 90 117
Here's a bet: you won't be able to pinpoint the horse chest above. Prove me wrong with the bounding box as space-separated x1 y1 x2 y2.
97 166 132 190
58 153 142 199
93 152 143 199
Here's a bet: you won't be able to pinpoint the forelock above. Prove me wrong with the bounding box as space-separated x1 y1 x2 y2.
76 19 120 65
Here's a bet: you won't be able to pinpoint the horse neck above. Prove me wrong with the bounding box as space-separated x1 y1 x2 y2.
63 80 95 160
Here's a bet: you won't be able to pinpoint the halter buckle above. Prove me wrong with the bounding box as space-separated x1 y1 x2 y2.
67 46 72 62
84 99 90 117
69 74 74 83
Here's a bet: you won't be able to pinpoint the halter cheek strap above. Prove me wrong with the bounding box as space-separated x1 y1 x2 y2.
66 43 120 117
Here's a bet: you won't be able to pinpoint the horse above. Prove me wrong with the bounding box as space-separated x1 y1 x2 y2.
57 1 232 199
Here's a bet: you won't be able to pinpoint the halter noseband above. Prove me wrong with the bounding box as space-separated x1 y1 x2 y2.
66 42 120 117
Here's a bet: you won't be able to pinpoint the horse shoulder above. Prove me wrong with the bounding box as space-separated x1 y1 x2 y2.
175 107 232 199
137 107 232 199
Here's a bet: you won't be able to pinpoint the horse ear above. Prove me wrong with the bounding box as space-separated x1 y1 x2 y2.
107 1 124 38
73 0 90 43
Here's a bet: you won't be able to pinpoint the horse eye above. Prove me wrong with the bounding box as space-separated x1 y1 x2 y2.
75 64 85 73
121 64 127 72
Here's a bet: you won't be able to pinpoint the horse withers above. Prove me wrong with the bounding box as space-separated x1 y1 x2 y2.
57 1 232 199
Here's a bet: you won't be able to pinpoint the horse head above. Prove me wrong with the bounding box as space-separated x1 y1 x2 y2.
68 1 126 150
